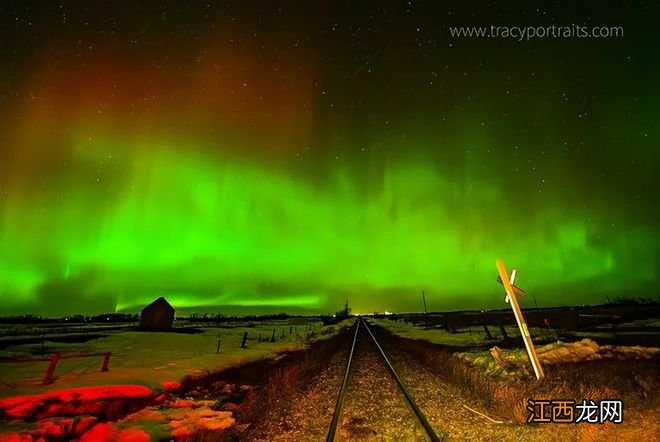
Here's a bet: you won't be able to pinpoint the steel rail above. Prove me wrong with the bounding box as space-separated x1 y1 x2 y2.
325 319 361 442
361 318 443 442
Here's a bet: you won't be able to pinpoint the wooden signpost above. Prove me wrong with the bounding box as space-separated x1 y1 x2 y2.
496 259 544 380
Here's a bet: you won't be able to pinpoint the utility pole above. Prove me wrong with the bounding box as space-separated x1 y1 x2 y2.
422 290 429 329
531 292 539 309
496 259 544 380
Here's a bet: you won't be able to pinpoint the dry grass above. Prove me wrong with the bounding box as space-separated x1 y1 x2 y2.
238 330 348 425
378 327 660 423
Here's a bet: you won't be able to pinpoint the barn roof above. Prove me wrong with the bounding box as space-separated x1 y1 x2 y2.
141 296 175 313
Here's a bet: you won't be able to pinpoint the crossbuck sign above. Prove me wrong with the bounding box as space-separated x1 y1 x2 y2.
496 259 545 380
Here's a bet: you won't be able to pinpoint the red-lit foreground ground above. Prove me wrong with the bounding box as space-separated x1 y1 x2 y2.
0 385 154 441
0 382 238 441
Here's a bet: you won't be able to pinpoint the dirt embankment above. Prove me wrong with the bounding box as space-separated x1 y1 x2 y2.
377 326 659 420
0 325 354 442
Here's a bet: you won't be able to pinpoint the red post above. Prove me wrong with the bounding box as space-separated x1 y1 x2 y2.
101 352 111 372
42 352 60 385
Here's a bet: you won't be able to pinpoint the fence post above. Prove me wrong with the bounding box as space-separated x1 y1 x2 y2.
241 332 248 349
422 290 429 329
216 338 221 354
499 324 509 340
483 325 493 340
40 333 46 360
42 352 60 385
101 352 111 372
271 329 276 342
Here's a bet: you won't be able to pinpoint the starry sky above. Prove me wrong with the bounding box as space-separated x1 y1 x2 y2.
0 1 658 316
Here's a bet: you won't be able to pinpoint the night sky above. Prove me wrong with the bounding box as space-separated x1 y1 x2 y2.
0 1 658 316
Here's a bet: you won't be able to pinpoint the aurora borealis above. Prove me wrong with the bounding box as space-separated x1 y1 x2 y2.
0 2 658 316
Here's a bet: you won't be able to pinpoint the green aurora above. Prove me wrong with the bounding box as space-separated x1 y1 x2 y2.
0 2 658 316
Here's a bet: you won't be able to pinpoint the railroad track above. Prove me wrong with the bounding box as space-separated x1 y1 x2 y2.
326 318 444 441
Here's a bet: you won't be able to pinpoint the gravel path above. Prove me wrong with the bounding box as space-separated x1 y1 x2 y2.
246 325 432 441
337 328 431 441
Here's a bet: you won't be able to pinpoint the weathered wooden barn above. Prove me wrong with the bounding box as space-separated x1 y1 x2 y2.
139 297 175 331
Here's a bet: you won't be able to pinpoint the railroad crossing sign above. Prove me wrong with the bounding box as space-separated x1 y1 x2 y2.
496 259 545 380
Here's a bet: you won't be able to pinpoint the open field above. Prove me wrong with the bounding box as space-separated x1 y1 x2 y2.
0 318 350 399
372 303 660 348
